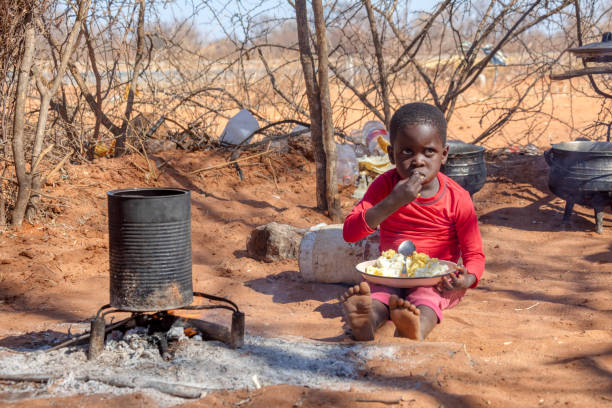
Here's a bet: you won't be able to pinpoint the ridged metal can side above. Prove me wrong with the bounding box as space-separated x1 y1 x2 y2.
107 188 193 311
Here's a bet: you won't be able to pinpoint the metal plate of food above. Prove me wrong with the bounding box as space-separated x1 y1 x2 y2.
356 260 457 288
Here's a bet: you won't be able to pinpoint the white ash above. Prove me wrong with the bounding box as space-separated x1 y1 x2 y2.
0 332 401 406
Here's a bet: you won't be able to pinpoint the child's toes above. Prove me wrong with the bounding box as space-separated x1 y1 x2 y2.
389 294 400 309
407 303 420 315
358 281 371 295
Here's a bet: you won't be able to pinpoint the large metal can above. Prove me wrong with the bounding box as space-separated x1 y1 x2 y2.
107 188 192 311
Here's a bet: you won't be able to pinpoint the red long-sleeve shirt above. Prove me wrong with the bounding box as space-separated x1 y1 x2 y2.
343 169 485 287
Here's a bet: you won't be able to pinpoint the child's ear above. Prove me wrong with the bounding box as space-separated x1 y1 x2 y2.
387 145 395 164
441 144 449 165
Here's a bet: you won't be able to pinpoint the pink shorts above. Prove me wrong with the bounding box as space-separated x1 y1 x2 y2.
369 282 466 322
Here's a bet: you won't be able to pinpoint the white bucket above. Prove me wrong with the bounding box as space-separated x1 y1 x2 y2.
299 224 379 285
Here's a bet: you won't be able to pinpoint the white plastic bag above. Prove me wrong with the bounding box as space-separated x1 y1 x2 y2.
219 109 259 145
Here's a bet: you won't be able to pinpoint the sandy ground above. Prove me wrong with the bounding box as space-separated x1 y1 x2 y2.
1 116 612 406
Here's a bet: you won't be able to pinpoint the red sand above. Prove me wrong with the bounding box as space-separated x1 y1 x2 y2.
0 143 611 407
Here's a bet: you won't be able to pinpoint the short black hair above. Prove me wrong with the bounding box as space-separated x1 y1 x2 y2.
389 102 447 145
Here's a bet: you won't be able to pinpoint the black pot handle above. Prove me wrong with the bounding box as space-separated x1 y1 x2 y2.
543 149 552 166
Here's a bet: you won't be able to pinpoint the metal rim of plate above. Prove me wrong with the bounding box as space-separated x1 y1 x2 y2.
356 260 457 288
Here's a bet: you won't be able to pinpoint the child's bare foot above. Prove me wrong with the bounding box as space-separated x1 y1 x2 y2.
389 295 421 340
340 282 375 341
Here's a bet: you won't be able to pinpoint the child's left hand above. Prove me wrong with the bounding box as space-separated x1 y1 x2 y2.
436 265 476 293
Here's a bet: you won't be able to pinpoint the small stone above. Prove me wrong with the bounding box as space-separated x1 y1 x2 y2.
246 222 307 262
166 326 186 341
19 250 35 259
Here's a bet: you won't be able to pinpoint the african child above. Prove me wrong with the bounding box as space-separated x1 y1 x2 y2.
341 102 485 341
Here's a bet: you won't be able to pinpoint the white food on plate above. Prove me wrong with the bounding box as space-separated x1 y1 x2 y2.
366 249 450 278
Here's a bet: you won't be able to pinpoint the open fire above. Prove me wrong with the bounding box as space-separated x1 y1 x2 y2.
47 188 244 360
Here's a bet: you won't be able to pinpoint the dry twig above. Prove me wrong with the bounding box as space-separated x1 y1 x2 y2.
187 148 279 175
353 397 403 404
44 149 73 183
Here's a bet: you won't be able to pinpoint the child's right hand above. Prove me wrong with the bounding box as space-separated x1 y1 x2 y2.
389 173 424 206
364 173 425 229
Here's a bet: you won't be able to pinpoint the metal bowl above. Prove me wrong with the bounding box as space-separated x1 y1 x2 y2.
355 260 457 288
441 141 487 195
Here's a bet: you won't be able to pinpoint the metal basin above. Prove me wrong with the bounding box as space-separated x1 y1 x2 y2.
544 141 612 233
441 141 487 195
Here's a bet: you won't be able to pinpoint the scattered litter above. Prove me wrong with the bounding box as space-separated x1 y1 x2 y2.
251 374 262 389
361 120 390 156
309 223 328 231
219 109 259 146
235 397 251 406
462 344 473 362
514 302 539 311
336 143 359 186
503 341 512 345
352 172 371 200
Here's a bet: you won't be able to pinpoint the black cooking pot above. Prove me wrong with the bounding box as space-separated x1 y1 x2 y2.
544 141 612 233
107 188 193 311
441 141 487 195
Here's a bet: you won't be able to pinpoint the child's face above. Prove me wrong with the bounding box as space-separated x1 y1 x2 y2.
387 124 448 186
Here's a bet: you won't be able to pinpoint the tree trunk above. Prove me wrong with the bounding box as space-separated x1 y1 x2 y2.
295 0 327 211
26 0 91 222
312 0 341 222
11 15 36 226
115 0 146 157
0 162 7 228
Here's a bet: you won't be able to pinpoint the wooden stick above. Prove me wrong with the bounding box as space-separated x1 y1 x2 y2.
187 148 279 175
45 316 134 352
183 317 230 344
264 142 280 193
0 373 203 399
32 144 55 174
129 159 147 173
550 66 612 80
239 128 310 150
44 149 73 183
267 157 280 193
353 397 403 404
83 374 204 399
137 138 157 179
0 374 57 383
38 191 69 202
